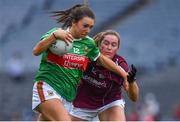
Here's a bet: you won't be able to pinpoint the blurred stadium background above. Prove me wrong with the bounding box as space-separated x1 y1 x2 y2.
0 0 180 121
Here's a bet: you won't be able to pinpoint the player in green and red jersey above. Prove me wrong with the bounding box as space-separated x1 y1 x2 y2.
34 27 100 102
32 4 129 121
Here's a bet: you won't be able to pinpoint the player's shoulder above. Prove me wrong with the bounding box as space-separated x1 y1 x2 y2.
83 36 97 46
114 54 129 71
84 36 94 42
45 27 57 34
40 27 57 40
113 54 127 63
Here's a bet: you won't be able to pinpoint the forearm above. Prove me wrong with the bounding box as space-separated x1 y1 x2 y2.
97 54 128 79
127 81 139 102
33 34 56 56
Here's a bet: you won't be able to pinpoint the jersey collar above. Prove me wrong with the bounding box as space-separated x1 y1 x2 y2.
66 28 88 41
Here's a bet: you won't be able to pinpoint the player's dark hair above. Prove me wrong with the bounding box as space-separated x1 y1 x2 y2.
93 30 121 48
51 4 95 29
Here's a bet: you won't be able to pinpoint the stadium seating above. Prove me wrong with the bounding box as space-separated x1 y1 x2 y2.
0 0 180 120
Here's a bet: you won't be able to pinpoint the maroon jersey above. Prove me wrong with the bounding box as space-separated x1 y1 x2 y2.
73 54 129 109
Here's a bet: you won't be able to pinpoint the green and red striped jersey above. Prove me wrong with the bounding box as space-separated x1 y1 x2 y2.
34 28 100 101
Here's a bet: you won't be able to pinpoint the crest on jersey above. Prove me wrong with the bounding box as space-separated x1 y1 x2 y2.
47 90 54 96
84 46 88 55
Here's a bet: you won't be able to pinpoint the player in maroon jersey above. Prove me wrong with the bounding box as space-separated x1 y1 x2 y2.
70 30 139 121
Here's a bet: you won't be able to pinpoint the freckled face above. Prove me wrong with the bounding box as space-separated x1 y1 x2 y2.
71 16 94 39
99 35 119 59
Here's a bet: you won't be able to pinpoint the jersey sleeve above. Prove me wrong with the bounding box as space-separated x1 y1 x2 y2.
38 28 57 62
114 55 129 72
120 61 129 72
86 39 100 61
40 28 57 40
118 56 129 72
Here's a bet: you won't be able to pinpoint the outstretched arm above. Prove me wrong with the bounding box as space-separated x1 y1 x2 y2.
97 54 128 85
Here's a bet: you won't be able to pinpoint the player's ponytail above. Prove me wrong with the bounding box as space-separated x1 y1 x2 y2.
51 4 95 29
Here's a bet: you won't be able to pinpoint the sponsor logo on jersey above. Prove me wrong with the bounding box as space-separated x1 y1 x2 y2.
47 52 89 71
83 75 107 88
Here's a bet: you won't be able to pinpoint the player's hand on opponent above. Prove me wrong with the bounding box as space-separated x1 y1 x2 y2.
127 64 137 84
53 28 74 45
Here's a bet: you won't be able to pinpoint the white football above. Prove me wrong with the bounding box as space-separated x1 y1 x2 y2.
49 40 73 56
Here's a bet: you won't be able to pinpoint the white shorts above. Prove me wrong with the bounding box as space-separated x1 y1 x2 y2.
32 81 72 113
69 99 125 121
